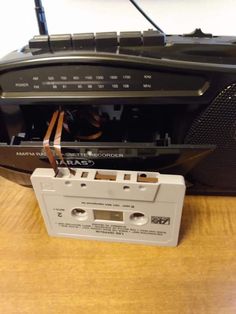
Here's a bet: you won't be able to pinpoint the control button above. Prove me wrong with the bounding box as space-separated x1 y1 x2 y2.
49 34 72 51
29 35 50 51
95 32 118 50
119 31 142 46
72 33 95 49
143 30 165 46
183 28 213 38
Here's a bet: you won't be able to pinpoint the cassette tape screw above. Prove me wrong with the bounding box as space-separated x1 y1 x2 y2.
139 186 146 191
65 181 72 186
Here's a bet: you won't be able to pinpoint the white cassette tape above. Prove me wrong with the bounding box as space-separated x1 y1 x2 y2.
31 168 185 246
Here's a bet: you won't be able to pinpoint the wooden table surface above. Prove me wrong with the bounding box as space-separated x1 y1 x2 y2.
0 176 235 314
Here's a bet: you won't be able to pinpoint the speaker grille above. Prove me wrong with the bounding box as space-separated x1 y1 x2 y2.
185 84 236 188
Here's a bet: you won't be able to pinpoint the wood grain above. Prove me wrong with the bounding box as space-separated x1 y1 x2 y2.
0 176 235 314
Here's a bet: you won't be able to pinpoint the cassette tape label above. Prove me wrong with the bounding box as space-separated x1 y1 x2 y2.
45 194 176 242
31 168 186 246
57 222 167 238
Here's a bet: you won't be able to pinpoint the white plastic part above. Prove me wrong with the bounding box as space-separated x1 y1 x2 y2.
31 168 186 246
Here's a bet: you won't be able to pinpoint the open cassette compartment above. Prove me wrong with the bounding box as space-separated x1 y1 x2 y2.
1 103 188 144
0 102 215 185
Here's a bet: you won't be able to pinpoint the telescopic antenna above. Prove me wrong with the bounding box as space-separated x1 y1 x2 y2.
129 0 164 34
34 0 48 35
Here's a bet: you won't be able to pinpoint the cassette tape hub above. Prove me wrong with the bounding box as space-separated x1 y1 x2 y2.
31 168 186 246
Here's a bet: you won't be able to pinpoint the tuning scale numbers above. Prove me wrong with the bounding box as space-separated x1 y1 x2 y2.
12 70 154 92
39 73 153 91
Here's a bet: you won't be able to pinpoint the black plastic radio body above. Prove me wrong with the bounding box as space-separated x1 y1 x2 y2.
0 30 236 195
